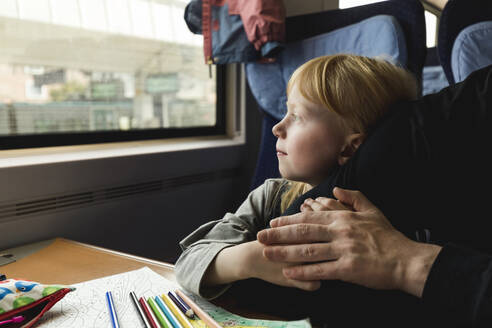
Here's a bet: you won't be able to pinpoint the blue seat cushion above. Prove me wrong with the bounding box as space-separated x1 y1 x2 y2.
451 21 492 83
245 14 407 120
422 65 449 95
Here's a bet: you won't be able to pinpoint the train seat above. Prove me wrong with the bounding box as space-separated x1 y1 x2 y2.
422 46 449 95
437 0 492 84
450 21 492 83
246 0 426 190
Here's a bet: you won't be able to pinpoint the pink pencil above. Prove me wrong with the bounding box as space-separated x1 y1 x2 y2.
175 290 222 328
0 316 25 325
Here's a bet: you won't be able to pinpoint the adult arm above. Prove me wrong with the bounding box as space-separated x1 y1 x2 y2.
258 187 492 326
258 187 442 297
422 243 492 327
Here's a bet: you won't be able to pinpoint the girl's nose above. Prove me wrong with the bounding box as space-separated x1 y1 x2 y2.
272 120 283 138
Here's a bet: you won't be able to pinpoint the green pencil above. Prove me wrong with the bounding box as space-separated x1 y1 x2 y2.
147 297 172 328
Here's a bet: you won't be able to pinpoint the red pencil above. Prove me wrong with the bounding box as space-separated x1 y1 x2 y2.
139 296 160 328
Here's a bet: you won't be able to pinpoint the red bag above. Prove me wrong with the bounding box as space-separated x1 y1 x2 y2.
0 277 74 327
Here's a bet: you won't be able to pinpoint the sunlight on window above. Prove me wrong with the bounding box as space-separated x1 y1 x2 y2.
51 0 81 27
18 0 51 23
339 0 385 9
339 0 438 48
425 11 437 47
0 0 216 136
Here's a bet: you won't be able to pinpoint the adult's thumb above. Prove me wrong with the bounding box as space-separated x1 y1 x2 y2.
333 187 374 212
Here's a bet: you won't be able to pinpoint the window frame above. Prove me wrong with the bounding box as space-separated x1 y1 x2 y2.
0 66 226 150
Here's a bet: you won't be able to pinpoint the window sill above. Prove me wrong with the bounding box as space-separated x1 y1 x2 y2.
0 134 245 169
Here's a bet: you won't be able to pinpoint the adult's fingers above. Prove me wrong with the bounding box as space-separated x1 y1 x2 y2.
263 242 341 263
282 261 341 281
333 187 375 212
257 223 333 245
288 279 322 291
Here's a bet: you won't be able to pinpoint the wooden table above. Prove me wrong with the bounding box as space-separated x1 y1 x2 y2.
0 238 284 321
0 238 176 285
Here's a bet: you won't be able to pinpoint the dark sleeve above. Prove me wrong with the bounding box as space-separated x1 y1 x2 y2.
422 244 492 327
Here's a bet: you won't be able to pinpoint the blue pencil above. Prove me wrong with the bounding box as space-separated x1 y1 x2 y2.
155 296 183 328
168 291 195 318
106 291 121 328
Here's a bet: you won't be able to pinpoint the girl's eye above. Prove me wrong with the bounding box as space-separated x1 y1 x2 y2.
290 113 299 121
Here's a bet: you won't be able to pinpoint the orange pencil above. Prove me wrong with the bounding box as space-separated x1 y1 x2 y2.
175 290 222 328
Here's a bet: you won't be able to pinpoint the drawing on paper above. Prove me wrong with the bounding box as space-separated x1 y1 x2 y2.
37 267 311 328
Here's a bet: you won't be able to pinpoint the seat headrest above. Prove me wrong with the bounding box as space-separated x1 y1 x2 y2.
245 14 407 120
451 21 492 83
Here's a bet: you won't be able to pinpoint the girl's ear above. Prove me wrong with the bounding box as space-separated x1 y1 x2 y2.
338 133 365 165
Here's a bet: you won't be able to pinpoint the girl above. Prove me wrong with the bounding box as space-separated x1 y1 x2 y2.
174 54 418 300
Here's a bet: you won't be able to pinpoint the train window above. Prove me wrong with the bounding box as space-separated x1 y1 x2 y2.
338 0 385 9
0 0 225 150
425 11 438 47
339 0 439 50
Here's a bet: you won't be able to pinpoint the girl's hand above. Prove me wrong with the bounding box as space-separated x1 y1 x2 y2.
300 197 351 212
242 240 321 291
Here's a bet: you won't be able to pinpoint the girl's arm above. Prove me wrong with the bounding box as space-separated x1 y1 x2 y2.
174 179 287 299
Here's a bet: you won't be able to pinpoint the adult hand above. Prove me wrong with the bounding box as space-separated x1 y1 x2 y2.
257 187 442 297
242 240 321 291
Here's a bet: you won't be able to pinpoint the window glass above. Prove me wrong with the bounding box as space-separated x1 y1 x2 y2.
338 0 438 49
0 0 218 143
338 0 385 9
425 11 437 48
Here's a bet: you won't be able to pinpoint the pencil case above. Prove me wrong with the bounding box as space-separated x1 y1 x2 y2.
0 277 74 327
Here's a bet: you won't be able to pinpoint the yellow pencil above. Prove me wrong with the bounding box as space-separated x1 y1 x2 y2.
161 293 194 328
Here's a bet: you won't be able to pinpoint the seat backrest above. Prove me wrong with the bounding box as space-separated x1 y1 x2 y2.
246 15 407 122
437 0 492 84
422 46 449 96
284 0 426 88
450 21 492 83
246 0 426 190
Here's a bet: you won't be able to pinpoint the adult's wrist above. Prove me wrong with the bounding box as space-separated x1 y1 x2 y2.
398 241 442 297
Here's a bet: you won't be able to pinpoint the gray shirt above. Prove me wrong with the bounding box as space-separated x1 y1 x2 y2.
174 178 289 300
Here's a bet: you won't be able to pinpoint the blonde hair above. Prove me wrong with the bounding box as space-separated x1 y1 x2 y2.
280 54 417 213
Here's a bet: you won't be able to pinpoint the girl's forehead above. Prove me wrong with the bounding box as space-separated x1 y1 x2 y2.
287 89 326 114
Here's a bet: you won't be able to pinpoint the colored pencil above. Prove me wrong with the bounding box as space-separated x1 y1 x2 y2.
0 316 24 326
130 291 151 328
139 297 160 328
168 291 195 318
161 294 194 328
175 290 222 328
105 291 121 328
148 296 172 328
155 296 183 328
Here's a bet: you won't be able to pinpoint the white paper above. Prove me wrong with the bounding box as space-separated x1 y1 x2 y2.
38 266 312 328
38 266 180 328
